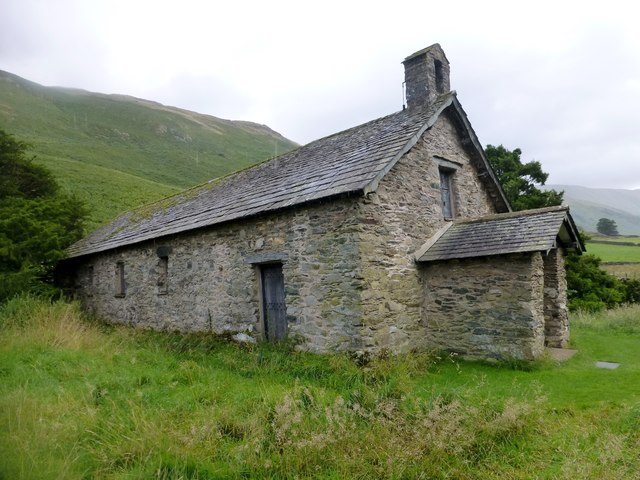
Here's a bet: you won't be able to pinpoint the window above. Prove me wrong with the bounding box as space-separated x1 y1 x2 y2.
157 256 168 295
439 168 455 219
115 261 125 297
87 265 94 296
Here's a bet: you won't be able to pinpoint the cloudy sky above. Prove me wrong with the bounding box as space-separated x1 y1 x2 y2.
2 0 639 189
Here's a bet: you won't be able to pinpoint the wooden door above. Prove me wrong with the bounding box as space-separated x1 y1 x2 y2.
261 264 287 341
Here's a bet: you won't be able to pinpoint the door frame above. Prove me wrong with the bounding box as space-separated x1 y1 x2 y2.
256 261 288 342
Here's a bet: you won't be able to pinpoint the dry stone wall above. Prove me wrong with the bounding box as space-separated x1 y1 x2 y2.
421 252 546 361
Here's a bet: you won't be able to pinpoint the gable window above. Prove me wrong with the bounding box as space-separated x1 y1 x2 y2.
439 167 455 219
157 256 168 295
115 261 125 297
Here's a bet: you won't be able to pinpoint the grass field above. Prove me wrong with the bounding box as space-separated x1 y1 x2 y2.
1 297 639 479
584 236 640 278
586 242 640 263
590 234 640 244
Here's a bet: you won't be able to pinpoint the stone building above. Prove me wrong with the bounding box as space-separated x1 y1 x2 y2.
63 44 583 361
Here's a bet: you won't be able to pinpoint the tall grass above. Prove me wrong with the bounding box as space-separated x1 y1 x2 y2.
571 303 640 333
1 296 639 479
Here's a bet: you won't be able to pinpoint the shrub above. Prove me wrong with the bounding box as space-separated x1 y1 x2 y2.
566 253 626 311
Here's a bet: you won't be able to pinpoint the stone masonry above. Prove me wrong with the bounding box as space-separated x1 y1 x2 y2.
356 112 497 352
77 196 365 352
421 252 546 361
543 247 570 347
68 44 580 360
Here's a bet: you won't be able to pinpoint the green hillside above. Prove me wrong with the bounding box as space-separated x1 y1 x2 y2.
0 70 297 230
544 185 640 235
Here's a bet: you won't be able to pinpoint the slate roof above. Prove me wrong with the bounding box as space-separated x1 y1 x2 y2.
416 206 584 262
67 92 510 259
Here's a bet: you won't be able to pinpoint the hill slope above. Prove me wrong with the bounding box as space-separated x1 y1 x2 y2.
0 70 297 230
545 185 640 235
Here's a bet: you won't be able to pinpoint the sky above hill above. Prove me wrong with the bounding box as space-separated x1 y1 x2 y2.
1 0 639 189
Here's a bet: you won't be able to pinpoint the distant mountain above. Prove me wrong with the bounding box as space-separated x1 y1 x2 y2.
0 70 297 231
544 185 640 235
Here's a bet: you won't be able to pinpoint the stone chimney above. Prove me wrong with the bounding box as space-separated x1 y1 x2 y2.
403 44 450 110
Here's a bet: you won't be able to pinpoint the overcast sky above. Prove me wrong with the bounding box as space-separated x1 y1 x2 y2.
1 0 639 189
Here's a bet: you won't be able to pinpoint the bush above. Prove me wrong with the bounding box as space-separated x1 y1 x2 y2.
566 253 626 312
622 277 640 304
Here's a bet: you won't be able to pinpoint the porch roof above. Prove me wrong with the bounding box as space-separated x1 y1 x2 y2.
415 206 584 262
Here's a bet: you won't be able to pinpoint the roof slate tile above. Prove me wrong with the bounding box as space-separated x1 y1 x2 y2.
416 206 580 262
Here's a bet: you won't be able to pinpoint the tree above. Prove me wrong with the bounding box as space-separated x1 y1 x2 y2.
485 144 563 210
0 129 86 302
596 217 619 236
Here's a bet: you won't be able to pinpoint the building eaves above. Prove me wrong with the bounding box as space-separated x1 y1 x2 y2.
416 206 582 262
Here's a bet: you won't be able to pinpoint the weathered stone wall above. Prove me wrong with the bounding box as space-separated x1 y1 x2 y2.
74 197 366 352
543 248 569 347
421 252 546 361
357 113 498 352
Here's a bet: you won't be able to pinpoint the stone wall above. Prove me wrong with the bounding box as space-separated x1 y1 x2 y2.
74 196 366 352
421 252 546 361
543 248 569 347
357 113 498 352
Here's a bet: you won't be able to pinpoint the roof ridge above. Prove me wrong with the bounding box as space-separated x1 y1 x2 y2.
454 205 568 225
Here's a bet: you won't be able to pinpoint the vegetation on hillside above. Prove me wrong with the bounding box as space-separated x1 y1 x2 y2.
0 70 297 230
0 130 86 301
1 296 639 479
543 184 640 236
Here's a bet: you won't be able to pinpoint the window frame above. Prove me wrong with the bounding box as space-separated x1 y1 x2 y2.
435 157 461 221
86 265 94 297
439 168 454 219
115 261 126 297
157 255 169 295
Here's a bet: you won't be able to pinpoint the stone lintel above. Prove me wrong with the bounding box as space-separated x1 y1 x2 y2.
244 252 289 264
